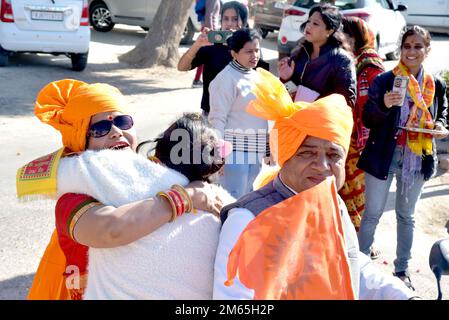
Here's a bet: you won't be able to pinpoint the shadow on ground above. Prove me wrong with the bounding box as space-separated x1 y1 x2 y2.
0 55 188 117
90 28 147 46
0 273 34 300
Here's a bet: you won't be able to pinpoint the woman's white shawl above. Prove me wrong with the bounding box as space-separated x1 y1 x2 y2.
57 149 231 300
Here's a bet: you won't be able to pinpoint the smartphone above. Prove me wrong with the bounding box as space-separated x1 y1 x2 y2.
392 75 409 106
207 30 232 44
284 80 297 95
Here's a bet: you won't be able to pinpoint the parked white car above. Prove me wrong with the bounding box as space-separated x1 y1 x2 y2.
88 0 201 44
0 0 90 70
397 0 449 34
277 0 408 60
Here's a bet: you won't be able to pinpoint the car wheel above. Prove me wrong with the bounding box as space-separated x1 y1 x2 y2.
386 47 400 61
89 3 115 32
71 52 88 71
260 28 269 39
180 18 195 45
255 25 269 39
0 48 9 67
386 36 402 61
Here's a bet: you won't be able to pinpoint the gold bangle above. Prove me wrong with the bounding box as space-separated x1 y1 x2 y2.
157 191 177 222
171 184 193 213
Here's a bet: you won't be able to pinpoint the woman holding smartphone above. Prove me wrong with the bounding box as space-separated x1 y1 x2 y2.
357 25 448 290
277 3 356 108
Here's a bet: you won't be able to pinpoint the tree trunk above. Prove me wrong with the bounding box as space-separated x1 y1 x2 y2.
119 0 195 68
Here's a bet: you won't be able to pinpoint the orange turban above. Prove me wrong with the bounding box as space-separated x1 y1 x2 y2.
34 79 129 152
247 68 354 167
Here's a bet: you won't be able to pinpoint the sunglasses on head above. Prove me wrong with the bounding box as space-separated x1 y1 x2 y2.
88 115 134 138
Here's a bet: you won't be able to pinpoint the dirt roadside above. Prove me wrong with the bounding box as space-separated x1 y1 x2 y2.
0 25 448 300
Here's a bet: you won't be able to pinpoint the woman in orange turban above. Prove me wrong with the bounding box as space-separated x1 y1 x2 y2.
17 79 224 299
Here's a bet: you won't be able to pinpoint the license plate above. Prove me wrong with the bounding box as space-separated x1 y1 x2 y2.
31 10 63 21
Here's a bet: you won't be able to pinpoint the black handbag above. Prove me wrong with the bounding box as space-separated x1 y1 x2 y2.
421 151 437 181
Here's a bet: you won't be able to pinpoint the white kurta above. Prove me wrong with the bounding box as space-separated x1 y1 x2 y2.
57 149 233 299
213 206 416 300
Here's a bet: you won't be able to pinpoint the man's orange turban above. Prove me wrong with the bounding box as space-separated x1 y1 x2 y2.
34 79 129 152
247 68 354 167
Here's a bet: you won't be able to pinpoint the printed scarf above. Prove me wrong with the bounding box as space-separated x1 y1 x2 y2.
393 61 435 156
16 148 65 200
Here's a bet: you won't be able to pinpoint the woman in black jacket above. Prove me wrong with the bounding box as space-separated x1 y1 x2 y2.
278 3 356 108
357 26 448 290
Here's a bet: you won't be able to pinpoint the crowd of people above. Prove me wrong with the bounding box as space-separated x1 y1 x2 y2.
16 1 448 300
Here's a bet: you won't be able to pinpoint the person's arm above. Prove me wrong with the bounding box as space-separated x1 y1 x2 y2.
213 208 255 300
71 181 223 248
204 0 220 30
73 196 172 248
432 77 449 139
333 51 357 108
358 252 418 300
177 29 210 71
278 57 295 82
362 73 394 129
208 70 236 137
435 77 448 127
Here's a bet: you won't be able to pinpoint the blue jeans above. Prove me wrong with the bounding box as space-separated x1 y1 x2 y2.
219 151 263 199
358 147 425 273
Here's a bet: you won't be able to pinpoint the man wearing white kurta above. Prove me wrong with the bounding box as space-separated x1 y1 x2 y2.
212 71 418 300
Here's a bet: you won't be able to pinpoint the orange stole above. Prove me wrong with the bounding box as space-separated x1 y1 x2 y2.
27 230 68 300
225 178 355 300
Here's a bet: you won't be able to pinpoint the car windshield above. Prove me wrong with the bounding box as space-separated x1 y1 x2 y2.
292 0 358 10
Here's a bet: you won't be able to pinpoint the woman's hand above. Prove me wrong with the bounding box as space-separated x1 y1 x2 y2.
278 57 295 81
192 27 212 49
185 181 224 216
433 122 449 139
383 91 403 108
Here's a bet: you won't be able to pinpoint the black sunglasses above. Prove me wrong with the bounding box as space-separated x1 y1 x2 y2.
88 115 134 138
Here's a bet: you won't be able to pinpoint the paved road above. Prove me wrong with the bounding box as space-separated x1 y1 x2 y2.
0 26 448 300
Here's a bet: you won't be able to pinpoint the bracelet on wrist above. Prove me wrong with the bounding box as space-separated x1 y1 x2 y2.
167 189 185 217
157 191 177 222
171 184 193 213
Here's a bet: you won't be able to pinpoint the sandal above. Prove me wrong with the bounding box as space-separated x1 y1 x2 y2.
369 247 381 260
393 271 415 291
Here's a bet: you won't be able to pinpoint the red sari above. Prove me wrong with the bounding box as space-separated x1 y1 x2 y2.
340 59 384 230
28 193 99 300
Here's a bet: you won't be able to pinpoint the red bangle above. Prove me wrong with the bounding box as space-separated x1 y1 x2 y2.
170 189 186 216
172 184 193 213
167 190 184 216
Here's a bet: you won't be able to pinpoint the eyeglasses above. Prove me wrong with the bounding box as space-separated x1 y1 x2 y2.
88 115 134 138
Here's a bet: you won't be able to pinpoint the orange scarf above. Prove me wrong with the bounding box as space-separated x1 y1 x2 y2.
225 177 355 300
393 62 435 156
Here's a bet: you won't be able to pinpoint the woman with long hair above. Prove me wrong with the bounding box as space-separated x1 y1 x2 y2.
278 3 356 108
